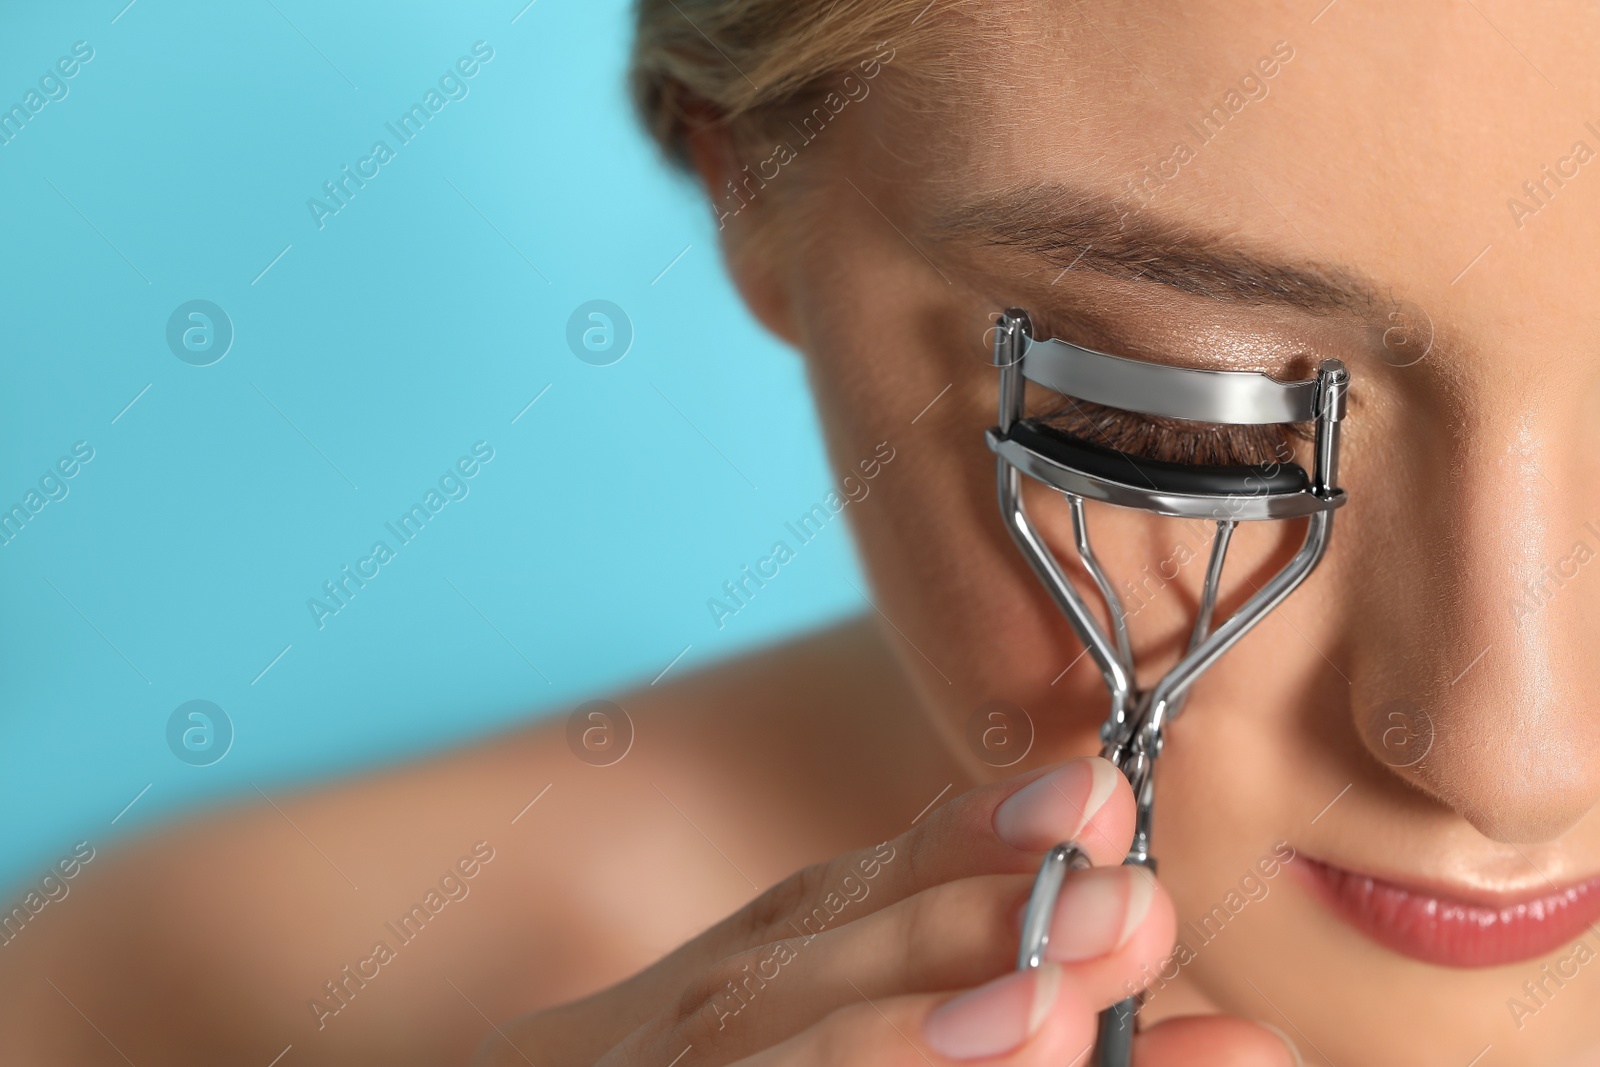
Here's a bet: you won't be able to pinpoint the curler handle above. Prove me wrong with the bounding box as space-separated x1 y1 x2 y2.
1017 843 1144 1067
1095 997 1138 1065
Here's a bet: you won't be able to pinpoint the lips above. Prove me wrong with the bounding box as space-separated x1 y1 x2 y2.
1295 854 1600 968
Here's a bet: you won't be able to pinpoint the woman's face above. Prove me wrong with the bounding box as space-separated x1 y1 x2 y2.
713 1 1600 1062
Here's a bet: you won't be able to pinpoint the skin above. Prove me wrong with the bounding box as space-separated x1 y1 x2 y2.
4 1 1599 1064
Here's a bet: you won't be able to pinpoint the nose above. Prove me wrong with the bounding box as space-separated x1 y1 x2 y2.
1348 374 1600 843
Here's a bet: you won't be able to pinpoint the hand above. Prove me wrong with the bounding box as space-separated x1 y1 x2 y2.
474 757 1298 1067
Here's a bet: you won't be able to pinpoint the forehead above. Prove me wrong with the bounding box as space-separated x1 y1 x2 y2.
869 1 1600 333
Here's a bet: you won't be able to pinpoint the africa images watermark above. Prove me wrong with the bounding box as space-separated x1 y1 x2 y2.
1123 841 1297 1014
308 840 497 1029
307 441 495 630
1505 120 1600 231
712 41 897 230
706 441 896 629
1116 517 1224 624
965 700 1036 769
1508 519 1600 629
307 41 495 230
0 440 95 548
1506 935 1600 1031
0 841 96 949
0 40 95 148
709 841 898 1031
1119 40 1295 211
1109 436 1298 624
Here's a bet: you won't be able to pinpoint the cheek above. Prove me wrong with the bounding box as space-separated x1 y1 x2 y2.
1023 488 1315 668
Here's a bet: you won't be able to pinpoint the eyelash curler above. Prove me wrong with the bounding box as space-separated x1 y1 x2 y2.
989 308 1348 1065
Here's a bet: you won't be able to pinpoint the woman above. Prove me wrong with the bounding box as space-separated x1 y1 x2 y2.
6 1 1599 1064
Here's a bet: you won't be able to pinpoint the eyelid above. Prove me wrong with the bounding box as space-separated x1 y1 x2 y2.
1023 308 1325 382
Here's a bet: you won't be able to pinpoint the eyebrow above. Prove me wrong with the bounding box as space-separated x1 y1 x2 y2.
933 184 1387 316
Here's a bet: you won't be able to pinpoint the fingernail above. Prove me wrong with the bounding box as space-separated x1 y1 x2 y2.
993 758 1119 851
1255 1021 1303 1067
923 964 1061 1060
1044 867 1153 962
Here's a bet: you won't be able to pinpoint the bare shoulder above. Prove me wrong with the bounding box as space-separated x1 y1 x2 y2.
0 617 958 1066
490 614 963 983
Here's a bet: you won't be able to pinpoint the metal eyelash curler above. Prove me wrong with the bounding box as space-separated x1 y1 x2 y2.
990 309 1348 1065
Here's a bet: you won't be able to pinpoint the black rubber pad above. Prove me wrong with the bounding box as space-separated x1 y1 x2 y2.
1006 419 1310 497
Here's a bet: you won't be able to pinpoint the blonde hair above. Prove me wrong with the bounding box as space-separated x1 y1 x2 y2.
629 0 966 168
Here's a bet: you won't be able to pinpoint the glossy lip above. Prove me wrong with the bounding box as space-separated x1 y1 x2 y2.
1292 853 1600 968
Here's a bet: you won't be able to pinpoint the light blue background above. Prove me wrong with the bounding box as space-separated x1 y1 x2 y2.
0 0 865 890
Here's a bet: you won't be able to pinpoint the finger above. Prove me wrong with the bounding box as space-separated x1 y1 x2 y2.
1135 1014 1301 1066
1036 864 1179 1008
734 964 1099 1067
696 757 1134 966
530 758 1132 1054
615 867 1174 1066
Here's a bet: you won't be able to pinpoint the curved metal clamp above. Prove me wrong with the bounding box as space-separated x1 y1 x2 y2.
1016 842 1094 970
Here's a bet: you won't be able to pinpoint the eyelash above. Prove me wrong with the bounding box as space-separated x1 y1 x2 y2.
1034 396 1309 468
